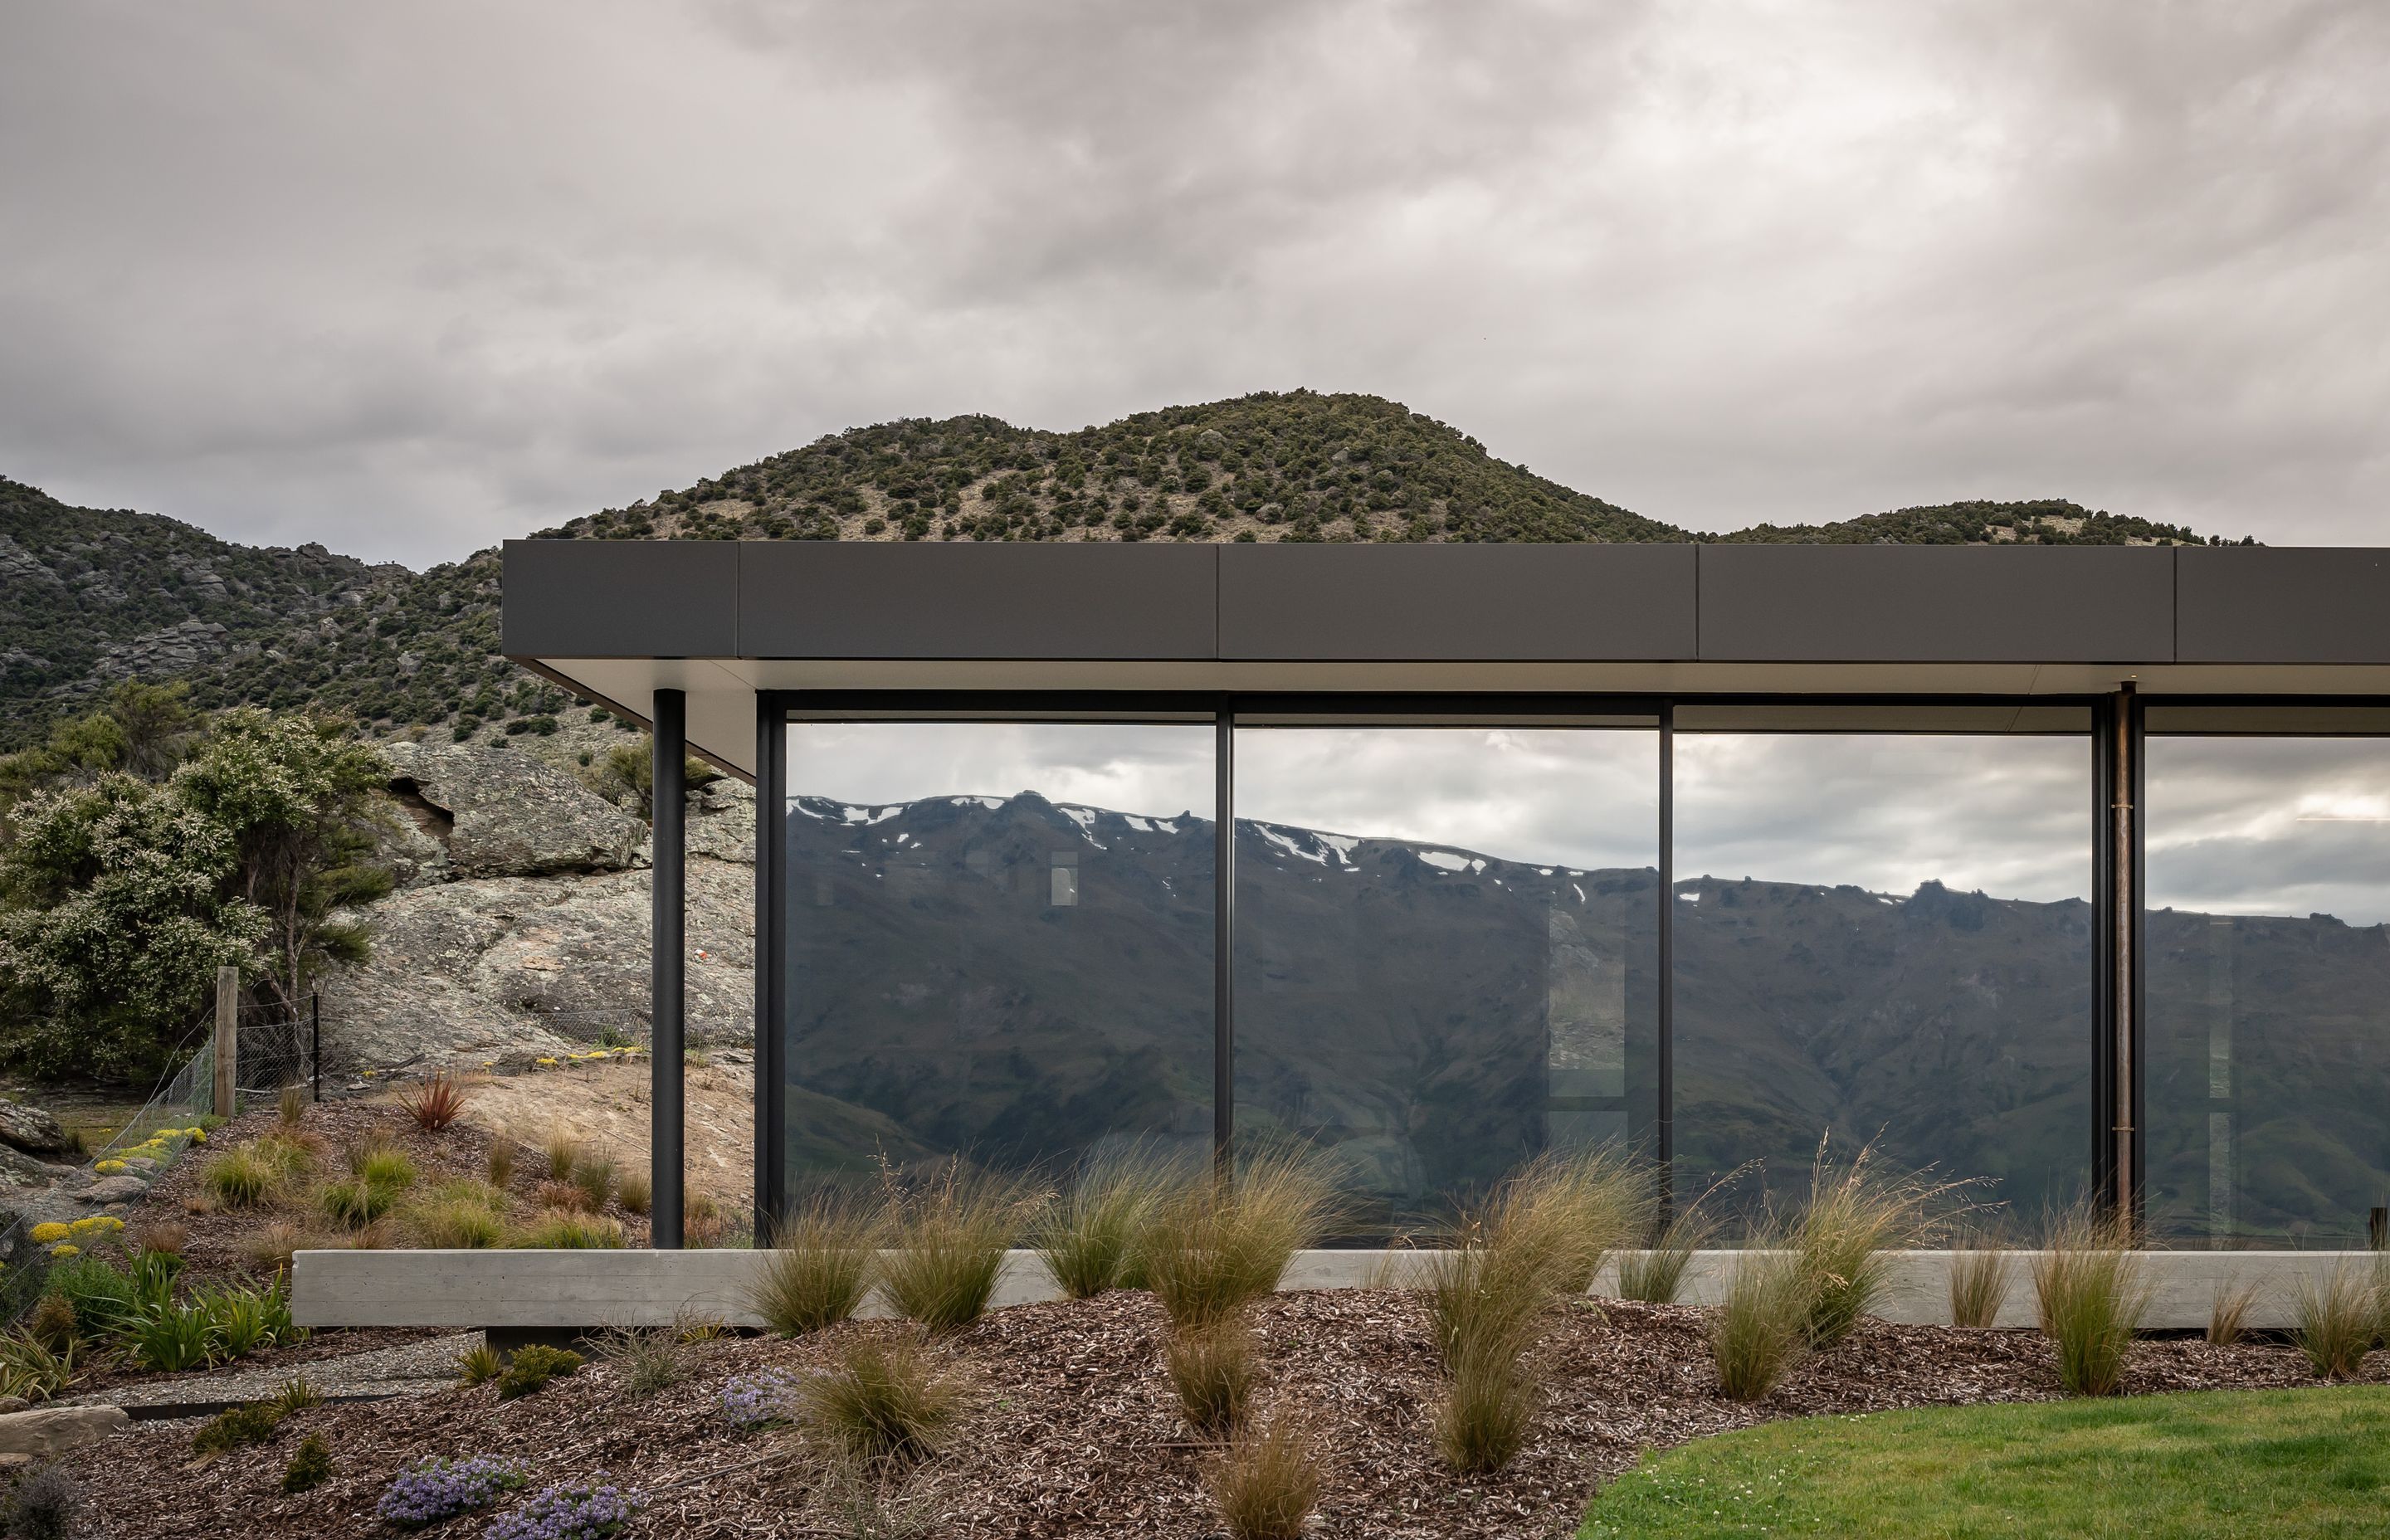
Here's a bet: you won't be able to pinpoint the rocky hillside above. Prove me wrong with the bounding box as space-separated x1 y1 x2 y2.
1 391 2242 748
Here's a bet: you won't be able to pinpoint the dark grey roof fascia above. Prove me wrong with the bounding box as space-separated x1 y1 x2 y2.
2177 547 2390 665
737 541 1217 660
501 539 738 659
500 539 2390 669
1218 543 1696 660
1695 544 2177 662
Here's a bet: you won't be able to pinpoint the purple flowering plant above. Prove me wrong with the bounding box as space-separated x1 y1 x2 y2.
376 1455 529 1528
485 1482 641 1540
717 1368 798 1430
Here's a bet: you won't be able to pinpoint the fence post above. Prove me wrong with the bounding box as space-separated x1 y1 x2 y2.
311 992 322 1103
212 965 239 1118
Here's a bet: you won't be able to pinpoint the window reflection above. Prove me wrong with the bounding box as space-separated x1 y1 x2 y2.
782 722 1215 1192
1671 734 2094 1219
1231 727 1660 1235
2146 736 2390 1247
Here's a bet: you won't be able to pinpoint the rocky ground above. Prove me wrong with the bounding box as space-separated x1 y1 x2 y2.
50 1288 2369 1540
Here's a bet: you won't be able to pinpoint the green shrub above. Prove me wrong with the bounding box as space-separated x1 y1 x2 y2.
880 1165 1036 1333
46 1255 142 1339
281 1432 334 1494
1035 1152 1181 1299
201 1147 276 1208
1164 1319 1257 1436
747 1196 880 1336
793 1333 967 1473
2292 1264 2376 1382
2031 1209 2148 1398
1144 1149 1338 1332
495 1344 583 1401
1711 1248 1811 1403
133 1303 217 1372
1209 1415 1320 1540
193 1401 281 1454
2 1464 82 1540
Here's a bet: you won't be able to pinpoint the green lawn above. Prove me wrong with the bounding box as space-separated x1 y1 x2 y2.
1580 1387 2390 1538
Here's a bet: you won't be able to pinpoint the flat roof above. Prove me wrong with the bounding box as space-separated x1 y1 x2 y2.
502 541 2390 777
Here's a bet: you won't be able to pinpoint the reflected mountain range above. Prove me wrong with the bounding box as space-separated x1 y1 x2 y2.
783 790 2389 1241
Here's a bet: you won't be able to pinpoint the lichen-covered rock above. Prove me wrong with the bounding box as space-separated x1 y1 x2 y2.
383 740 645 880
74 1176 146 1206
0 1099 71 1156
0 1405 128 1458
321 856 754 1070
685 778 756 863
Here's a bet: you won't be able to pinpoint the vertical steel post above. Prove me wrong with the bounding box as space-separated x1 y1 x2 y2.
212 965 238 1118
311 992 321 1103
754 696 788 1240
2109 684 2139 1234
1214 708 1236 1180
1656 704 1675 1226
651 690 686 1250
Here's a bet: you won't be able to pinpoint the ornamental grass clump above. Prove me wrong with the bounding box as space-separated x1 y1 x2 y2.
1615 1206 1715 1304
1165 1318 1259 1436
570 1151 617 1210
2208 1279 2261 1347
616 1167 653 1217
544 1128 583 1183
793 1333 968 1474
377 1456 528 1528
1789 1141 1944 1348
1208 1414 1321 1540
1035 1149 1183 1299
1144 1149 1339 1332
880 1164 1038 1333
2031 1207 2149 1397
200 1147 276 1209
485 1481 642 1540
1710 1245 1812 1403
748 1196 881 1335
1434 1332 1541 1474
512 1210 625 1250
456 1343 503 1386
411 1196 507 1250
594 1323 684 1397
2292 1263 2378 1382
1948 1239 2014 1329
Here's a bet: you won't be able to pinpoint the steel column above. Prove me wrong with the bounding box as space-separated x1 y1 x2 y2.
754 698 790 1238
650 689 685 1250
1214 709 1236 1178
1656 704 1675 1222
2102 684 2143 1231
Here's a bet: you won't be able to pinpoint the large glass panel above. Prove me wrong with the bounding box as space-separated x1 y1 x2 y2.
783 721 1214 1192
2146 736 2390 1247
1232 726 1661 1235
1672 734 2093 1220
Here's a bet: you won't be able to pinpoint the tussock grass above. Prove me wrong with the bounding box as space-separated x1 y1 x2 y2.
1710 1245 1812 1403
1035 1150 1183 1299
1165 1318 1259 1436
543 1128 583 1183
595 1323 686 1396
2207 1279 2260 1347
411 1197 506 1250
199 1148 276 1209
1615 1206 1713 1305
277 1084 308 1128
1208 1414 1321 1540
317 1177 393 1230
1789 1141 1946 1347
2030 1207 2148 1397
1144 1148 1339 1332
1948 1241 2013 1329
512 1209 625 1250
354 1147 418 1193
1434 1333 1540 1474
485 1139 516 1189
748 1196 882 1336
793 1333 968 1474
617 1167 653 1217
2291 1263 2377 1382
249 1132 319 1183
880 1165 1039 1333
570 1150 618 1209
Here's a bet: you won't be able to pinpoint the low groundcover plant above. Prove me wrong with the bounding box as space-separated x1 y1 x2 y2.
719 1368 800 1430
485 1480 642 1540
376 1455 529 1528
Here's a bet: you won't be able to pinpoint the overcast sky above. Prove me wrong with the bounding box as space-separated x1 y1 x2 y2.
4 2 2386 568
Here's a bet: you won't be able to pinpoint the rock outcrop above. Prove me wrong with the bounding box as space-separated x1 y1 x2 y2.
382 740 646 881
0 1099 71 1157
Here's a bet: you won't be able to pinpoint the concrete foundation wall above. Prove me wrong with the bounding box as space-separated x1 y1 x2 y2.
295 1247 2378 1333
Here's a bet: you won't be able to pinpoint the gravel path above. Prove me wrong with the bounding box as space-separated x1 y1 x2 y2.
63 1331 479 1413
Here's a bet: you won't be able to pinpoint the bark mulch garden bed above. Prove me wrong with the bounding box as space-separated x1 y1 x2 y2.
58 1286 2368 1539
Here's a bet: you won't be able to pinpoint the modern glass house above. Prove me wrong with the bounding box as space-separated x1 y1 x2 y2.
502 540 2390 1250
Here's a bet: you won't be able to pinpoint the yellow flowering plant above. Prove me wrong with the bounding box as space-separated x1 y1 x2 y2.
28 1222 69 1244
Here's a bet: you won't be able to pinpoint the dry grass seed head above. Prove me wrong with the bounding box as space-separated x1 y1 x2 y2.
1789 1139 1949 1348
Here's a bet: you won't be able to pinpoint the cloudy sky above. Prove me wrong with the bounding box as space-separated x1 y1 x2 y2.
4 2 2386 568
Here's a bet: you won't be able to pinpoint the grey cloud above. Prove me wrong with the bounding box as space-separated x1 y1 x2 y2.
2 1 2387 565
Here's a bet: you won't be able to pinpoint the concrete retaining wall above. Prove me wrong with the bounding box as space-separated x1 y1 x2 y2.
294 1247 2380 1333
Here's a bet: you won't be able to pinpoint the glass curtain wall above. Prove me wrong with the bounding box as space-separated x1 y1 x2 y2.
781 720 1216 1195
2145 733 2390 1247
1231 725 1661 1235
1671 731 2095 1220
